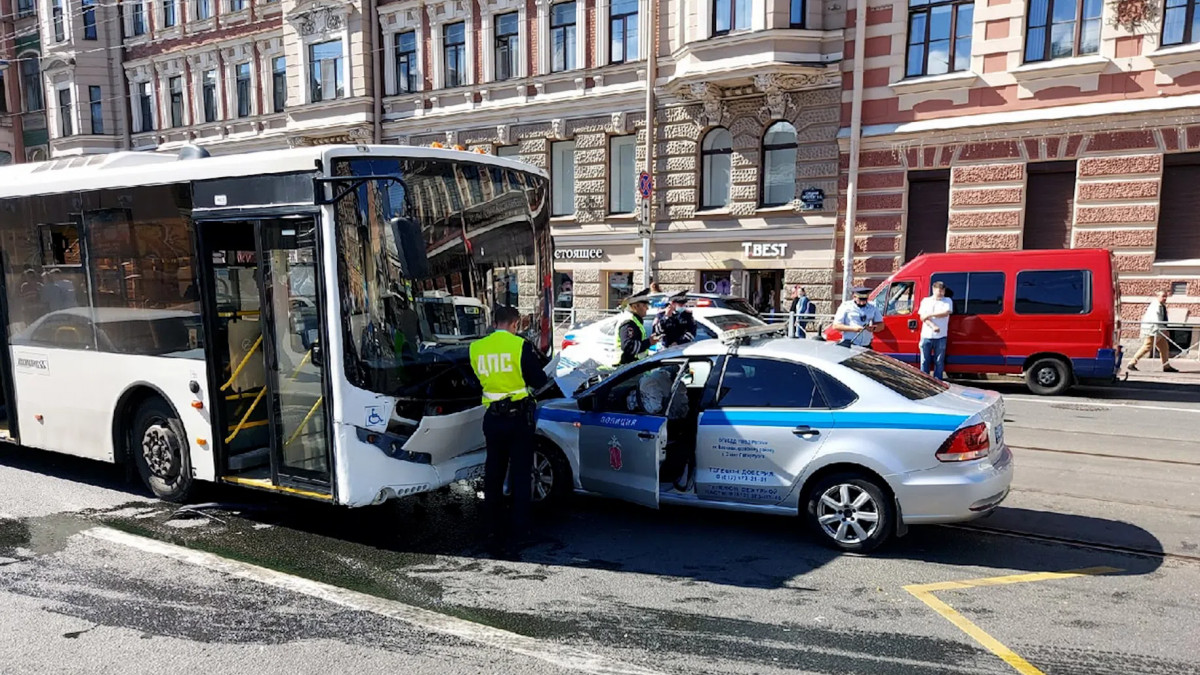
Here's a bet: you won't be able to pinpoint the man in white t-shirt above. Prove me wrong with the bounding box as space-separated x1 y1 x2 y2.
917 281 953 380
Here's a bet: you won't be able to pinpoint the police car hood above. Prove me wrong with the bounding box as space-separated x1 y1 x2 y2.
545 352 607 398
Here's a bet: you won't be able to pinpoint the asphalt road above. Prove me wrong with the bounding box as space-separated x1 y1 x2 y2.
2 379 1199 675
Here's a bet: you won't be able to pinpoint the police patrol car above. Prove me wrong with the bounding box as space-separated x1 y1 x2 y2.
532 325 1013 552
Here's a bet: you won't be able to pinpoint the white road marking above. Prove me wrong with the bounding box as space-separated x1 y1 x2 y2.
1002 396 1200 414
84 526 664 675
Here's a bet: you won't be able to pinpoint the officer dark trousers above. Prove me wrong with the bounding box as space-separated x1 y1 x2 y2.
481 398 536 544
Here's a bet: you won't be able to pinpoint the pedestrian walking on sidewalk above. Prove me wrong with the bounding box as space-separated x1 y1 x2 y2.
1127 290 1178 373
918 281 953 380
789 286 814 338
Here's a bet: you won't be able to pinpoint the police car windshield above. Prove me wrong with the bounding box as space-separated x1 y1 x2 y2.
841 351 948 400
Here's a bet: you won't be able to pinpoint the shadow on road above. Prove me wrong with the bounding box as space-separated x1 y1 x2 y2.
0 444 1165 594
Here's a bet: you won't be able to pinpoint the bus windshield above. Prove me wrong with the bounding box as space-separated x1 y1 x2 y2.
330 156 550 404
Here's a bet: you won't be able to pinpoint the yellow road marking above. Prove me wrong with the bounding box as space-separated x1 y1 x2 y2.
904 566 1122 675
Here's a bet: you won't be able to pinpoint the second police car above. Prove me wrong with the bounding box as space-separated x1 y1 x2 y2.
531 326 1012 552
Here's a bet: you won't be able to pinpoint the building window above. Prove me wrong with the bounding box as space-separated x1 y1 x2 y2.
610 0 638 63
0 72 7 114
1023 161 1076 250
136 82 154 133
17 0 34 17
168 76 184 126
309 40 344 102
89 86 104 134
196 0 211 20
52 0 65 41
607 271 633 309
551 2 577 72
1025 0 1101 62
761 121 798 207
495 13 520 81
904 170 950 261
1163 0 1200 45
713 0 751 35
551 140 576 217
496 145 520 158
272 56 287 112
790 0 805 27
905 0 973 77
21 56 43 112
131 0 147 36
609 135 637 214
395 31 418 93
554 272 573 308
1156 153 1200 260
202 69 218 122
700 127 732 210
236 63 252 117
82 0 98 39
57 88 73 137
230 0 246 10
163 0 177 27
444 22 466 88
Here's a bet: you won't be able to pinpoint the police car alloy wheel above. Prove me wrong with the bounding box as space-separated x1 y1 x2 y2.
805 473 892 553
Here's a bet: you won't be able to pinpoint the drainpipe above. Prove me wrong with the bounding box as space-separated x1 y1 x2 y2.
840 0 867 301
114 0 132 150
370 0 382 143
641 0 656 288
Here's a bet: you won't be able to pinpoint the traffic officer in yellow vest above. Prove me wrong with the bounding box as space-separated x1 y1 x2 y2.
615 288 659 367
468 306 549 556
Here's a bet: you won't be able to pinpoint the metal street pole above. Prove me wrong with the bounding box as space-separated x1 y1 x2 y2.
642 0 657 289
841 0 868 300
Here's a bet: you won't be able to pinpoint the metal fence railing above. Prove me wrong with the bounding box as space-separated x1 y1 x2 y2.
1127 318 1200 361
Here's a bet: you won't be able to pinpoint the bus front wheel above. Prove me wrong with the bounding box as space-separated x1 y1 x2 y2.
130 398 193 503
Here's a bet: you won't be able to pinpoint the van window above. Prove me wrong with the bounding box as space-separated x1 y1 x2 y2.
1015 270 1091 315
876 281 914 316
930 272 1005 315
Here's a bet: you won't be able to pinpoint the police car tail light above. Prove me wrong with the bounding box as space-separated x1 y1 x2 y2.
936 423 990 462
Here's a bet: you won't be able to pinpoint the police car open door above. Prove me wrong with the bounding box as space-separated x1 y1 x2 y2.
575 361 684 508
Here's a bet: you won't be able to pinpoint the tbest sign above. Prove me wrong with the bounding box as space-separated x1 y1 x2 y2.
741 242 789 258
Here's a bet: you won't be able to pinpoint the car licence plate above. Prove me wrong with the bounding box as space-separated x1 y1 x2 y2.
454 464 486 482
993 423 1005 449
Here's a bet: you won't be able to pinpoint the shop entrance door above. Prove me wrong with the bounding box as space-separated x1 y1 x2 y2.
748 270 784 314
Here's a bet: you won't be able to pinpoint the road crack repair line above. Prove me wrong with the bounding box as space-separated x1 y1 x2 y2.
904 566 1123 675
83 526 665 675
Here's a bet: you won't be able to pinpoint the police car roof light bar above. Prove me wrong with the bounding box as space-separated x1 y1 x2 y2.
719 324 788 345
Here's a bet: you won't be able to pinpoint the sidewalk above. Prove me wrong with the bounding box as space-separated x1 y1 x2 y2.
1121 358 1200 387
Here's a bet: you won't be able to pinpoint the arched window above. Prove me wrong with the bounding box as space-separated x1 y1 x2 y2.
761 121 798 207
701 127 732 210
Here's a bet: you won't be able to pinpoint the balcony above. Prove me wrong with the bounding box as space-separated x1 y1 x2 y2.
664 28 842 91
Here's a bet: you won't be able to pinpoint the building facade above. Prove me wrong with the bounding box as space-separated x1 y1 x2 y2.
1 0 50 164
30 0 851 317
839 0 1200 330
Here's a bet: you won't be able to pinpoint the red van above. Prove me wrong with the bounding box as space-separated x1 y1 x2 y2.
826 249 1122 395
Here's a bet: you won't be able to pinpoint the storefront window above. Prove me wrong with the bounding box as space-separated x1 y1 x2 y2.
700 271 733 295
554 272 574 308
607 271 633 309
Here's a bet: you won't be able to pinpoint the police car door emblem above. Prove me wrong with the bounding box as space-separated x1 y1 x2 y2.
608 435 623 471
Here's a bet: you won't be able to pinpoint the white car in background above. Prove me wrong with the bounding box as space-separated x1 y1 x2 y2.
556 307 766 373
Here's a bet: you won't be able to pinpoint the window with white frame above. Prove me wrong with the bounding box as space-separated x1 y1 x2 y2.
395 31 418 93
17 0 33 18
609 135 636 214
444 22 467 87
1024 0 1101 62
57 87 72 137
495 13 520 81
202 69 219 122
51 0 65 41
309 40 344 102
610 0 637 63
552 140 576 216
89 85 104 134
162 0 177 27
135 81 155 133
196 0 212 20
131 0 147 36
761 121 797 207
82 0 98 39
235 62 252 117
169 75 184 126
230 0 246 11
1163 0 1200 45
905 0 973 77
551 2 577 72
713 0 750 35
272 56 287 112
701 127 732 210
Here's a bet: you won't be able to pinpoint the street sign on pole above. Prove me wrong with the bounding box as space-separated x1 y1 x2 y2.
637 172 652 200
638 199 651 237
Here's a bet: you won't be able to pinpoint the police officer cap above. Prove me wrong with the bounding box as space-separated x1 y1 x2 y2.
626 288 654 305
852 286 872 298
669 291 689 304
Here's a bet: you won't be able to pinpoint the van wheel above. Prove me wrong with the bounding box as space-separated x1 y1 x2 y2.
531 441 573 509
130 398 193 503
804 473 893 553
1025 357 1072 396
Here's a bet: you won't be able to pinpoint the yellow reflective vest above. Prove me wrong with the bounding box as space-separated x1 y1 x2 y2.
469 330 530 406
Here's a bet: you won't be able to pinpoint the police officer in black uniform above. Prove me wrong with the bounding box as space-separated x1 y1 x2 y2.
653 291 698 348
468 306 549 556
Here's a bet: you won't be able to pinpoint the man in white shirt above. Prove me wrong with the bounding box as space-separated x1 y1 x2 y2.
832 287 885 348
1127 290 1178 373
918 281 953 380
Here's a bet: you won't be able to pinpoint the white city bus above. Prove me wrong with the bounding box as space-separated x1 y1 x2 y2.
0 145 552 505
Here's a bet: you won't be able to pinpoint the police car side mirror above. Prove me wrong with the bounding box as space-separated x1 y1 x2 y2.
577 393 595 412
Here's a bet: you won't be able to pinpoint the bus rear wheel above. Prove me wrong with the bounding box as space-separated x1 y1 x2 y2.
130 398 193 503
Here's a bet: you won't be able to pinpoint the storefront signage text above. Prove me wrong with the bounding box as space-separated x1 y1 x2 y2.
741 242 790 258
554 248 605 260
